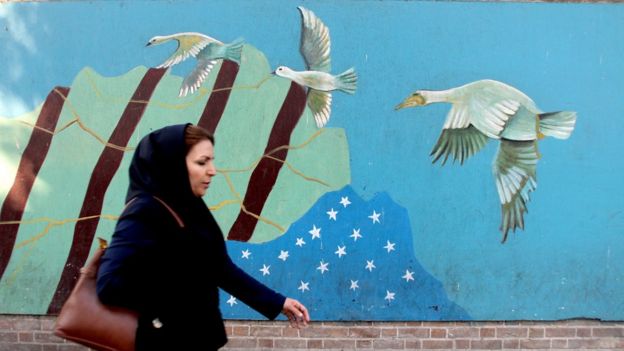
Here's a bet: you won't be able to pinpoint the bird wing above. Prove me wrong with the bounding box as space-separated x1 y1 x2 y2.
298 6 331 73
444 89 523 140
178 57 217 97
307 90 332 128
157 34 217 69
430 125 489 165
492 139 539 242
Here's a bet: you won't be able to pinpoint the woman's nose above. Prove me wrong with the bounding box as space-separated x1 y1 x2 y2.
207 164 217 176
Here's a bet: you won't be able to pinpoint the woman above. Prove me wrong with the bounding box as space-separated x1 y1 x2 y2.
96 124 309 350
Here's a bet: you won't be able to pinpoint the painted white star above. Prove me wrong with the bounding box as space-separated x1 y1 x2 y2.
365 260 376 272
327 208 338 221
335 245 347 258
259 264 271 276
402 270 415 282
241 249 251 259
309 225 321 240
384 240 396 253
368 210 381 224
295 237 306 247
298 281 310 292
349 280 359 290
384 290 396 302
350 228 362 241
317 260 329 274
226 295 237 306
339 196 351 208
278 250 289 261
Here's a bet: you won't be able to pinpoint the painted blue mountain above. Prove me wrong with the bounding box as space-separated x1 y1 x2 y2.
219 186 470 321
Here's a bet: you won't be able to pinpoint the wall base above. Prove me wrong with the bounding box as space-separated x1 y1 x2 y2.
0 315 622 350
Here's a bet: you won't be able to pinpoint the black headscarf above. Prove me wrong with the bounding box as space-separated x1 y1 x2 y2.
125 123 211 226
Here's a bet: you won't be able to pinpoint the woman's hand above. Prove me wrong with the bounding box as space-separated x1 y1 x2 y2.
282 297 310 329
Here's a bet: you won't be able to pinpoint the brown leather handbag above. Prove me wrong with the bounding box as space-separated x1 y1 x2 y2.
54 197 184 351
53 238 139 351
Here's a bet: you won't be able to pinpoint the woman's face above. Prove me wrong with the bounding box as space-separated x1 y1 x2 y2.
185 139 217 197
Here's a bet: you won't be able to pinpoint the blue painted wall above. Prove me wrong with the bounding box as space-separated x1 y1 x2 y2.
1 0 623 320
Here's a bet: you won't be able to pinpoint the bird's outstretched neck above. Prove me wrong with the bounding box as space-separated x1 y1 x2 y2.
420 89 457 104
147 34 177 46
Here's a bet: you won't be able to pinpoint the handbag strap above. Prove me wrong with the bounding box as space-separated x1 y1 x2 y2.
152 196 185 228
122 196 185 228
81 197 184 277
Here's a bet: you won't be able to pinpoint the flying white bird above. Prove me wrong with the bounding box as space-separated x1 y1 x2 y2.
147 32 244 97
395 79 577 242
274 6 357 128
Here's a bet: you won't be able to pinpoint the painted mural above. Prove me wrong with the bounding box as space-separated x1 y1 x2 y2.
395 80 577 242
0 1 623 322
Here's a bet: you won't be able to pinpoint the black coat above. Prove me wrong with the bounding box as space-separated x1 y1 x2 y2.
96 124 285 350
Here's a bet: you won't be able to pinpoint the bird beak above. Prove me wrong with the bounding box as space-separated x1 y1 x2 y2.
146 42 152 47
394 95 426 110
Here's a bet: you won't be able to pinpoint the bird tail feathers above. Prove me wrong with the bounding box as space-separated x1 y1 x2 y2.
539 111 576 139
336 68 357 94
224 38 245 65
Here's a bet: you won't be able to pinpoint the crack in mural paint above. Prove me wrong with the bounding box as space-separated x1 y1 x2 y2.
218 172 284 233
84 67 271 110
5 213 121 250
217 129 329 186
197 60 240 134
47 68 167 313
228 82 308 242
0 213 121 288
7 72 272 153
219 128 325 173
11 88 137 152
205 122 331 233
0 87 69 282
83 69 203 109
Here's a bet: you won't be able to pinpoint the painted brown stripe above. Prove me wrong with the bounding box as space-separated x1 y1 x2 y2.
228 82 307 241
0 87 69 282
47 68 166 313
197 60 239 134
